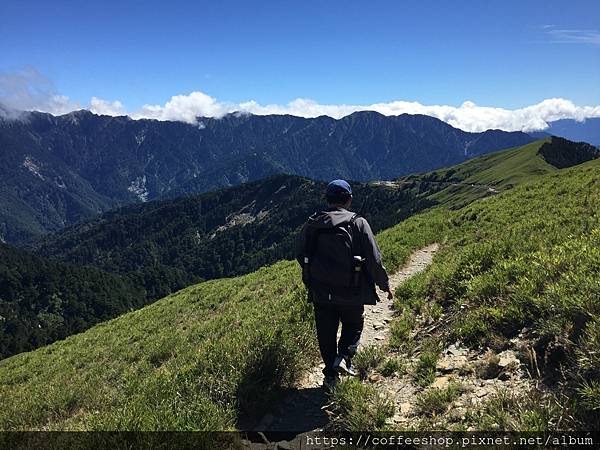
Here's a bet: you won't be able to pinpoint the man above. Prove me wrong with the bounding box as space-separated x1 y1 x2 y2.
296 179 392 389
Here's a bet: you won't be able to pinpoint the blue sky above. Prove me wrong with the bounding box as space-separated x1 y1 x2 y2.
0 0 599 130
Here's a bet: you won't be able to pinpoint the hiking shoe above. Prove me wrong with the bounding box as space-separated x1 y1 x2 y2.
323 375 339 390
333 356 357 376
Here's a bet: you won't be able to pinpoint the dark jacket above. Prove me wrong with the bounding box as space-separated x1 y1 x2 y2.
296 207 390 305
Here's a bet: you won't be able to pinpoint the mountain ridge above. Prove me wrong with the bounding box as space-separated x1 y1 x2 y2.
0 109 535 243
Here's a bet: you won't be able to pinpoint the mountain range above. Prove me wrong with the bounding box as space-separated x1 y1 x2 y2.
543 118 600 147
0 109 536 243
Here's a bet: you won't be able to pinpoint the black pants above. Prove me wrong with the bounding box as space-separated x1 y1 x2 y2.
313 303 364 378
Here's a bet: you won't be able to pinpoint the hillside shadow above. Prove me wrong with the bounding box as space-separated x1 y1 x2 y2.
237 385 329 439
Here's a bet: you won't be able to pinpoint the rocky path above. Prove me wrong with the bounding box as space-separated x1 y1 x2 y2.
252 244 439 437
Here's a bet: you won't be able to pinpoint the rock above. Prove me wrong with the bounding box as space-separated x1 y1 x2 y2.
437 356 469 373
476 389 490 398
399 402 412 414
448 407 467 421
475 351 501 379
432 376 450 389
498 350 520 370
276 441 293 450
369 374 384 383
446 344 468 357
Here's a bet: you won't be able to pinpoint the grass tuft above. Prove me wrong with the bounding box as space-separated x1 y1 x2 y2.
329 378 394 431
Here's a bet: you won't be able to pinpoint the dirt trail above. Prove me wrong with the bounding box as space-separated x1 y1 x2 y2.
251 244 439 437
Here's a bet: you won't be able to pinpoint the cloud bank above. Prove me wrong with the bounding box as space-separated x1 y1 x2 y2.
1 68 599 132
95 94 600 133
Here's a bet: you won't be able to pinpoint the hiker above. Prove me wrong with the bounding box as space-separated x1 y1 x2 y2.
296 179 392 389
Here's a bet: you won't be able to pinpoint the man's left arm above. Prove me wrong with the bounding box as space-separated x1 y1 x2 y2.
357 218 391 295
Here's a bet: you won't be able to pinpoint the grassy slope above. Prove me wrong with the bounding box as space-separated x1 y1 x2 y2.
393 158 600 429
436 138 554 187
416 139 555 208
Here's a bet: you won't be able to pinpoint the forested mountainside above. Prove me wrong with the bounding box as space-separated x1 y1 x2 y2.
0 109 535 243
1 149 599 434
0 243 145 359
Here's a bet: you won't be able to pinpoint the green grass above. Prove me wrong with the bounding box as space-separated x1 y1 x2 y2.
379 357 405 377
413 348 440 388
329 378 394 431
353 346 385 380
415 382 464 416
398 139 555 208
0 262 316 430
464 389 571 431
393 157 600 428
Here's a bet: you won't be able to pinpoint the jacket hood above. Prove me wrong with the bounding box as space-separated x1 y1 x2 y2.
307 208 356 229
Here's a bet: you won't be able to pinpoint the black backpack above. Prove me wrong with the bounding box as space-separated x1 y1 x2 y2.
301 214 363 296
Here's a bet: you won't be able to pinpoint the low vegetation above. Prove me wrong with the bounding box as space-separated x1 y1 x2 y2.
0 263 315 430
415 382 465 417
353 345 386 380
329 378 394 431
391 158 600 428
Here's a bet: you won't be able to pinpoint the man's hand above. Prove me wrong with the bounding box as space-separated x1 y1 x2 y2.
386 288 393 301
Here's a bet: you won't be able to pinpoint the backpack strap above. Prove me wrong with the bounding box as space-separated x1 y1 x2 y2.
349 214 360 256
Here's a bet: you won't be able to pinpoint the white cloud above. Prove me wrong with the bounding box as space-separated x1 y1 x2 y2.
0 67 79 116
131 91 230 122
89 97 126 116
546 28 600 46
124 93 600 132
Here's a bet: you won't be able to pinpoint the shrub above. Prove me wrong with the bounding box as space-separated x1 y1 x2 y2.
353 346 385 380
329 378 394 431
380 357 405 377
415 382 464 416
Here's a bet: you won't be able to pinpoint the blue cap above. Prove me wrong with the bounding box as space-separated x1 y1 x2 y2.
326 179 352 196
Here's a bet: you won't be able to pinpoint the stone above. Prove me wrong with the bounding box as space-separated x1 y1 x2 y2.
399 402 412 414
448 407 467 421
498 350 520 370
432 376 450 389
369 374 384 383
476 389 490 398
